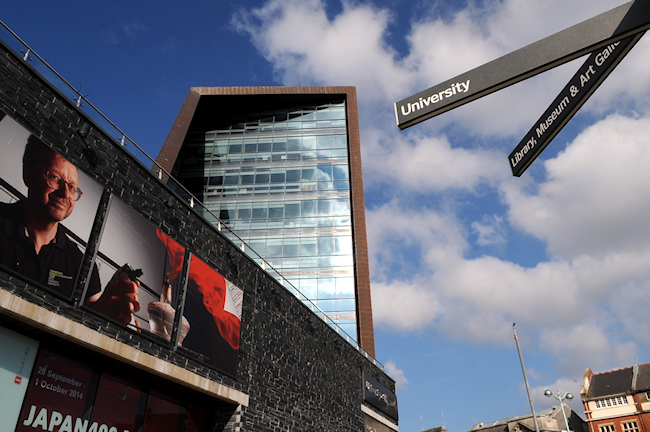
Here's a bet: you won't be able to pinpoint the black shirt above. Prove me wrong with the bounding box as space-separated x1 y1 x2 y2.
0 201 101 299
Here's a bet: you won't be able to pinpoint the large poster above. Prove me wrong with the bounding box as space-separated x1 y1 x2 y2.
94 196 186 341
0 113 103 300
177 254 242 376
16 350 96 432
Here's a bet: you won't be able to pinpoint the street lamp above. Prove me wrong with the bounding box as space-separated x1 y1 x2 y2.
544 388 574 432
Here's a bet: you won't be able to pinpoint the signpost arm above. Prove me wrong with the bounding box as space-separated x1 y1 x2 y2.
509 31 645 176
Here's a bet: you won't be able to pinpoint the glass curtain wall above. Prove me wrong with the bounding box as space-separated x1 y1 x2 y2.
175 101 357 338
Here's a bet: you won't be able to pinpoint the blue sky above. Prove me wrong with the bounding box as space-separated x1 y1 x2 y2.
3 1 650 431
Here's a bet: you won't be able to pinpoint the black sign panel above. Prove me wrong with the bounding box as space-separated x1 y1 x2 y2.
363 373 398 421
394 0 650 130
509 32 643 176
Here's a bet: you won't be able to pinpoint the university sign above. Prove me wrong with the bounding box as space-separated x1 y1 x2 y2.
394 0 650 175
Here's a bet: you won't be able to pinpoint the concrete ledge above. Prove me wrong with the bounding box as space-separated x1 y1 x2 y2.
0 288 249 407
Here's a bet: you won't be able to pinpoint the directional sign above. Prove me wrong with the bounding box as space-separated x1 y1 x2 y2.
509 32 644 176
394 0 650 130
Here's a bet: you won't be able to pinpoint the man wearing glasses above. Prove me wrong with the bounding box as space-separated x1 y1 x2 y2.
0 136 140 325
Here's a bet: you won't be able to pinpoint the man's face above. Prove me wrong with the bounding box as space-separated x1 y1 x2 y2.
26 153 79 222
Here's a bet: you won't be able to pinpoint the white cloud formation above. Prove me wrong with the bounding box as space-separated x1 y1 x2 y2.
384 360 409 392
505 114 650 258
233 0 409 101
361 127 507 193
472 215 506 246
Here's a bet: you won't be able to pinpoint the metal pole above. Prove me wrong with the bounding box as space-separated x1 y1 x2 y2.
514 324 541 432
559 398 571 432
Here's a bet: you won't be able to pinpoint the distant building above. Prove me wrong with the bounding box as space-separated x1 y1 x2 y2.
424 426 448 432
581 364 650 432
470 406 587 432
156 86 375 354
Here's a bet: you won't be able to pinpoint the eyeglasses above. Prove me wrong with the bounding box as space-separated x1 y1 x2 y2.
43 170 83 201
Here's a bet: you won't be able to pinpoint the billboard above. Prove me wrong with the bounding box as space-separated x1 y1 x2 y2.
0 110 243 376
94 196 187 340
17 350 96 432
178 254 242 376
0 113 103 300
15 349 195 432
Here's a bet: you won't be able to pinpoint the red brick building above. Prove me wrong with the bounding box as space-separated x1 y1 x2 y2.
581 364 650 432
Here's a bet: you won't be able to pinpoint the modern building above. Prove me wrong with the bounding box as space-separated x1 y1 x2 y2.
155 86 375 355
0 25 396 432
469 406 588 432
581 364 650 432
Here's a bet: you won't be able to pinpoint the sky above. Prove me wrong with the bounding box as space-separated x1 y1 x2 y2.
2 1 650 431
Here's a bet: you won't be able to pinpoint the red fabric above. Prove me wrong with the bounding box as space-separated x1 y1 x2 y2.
189 257 241 350
156 230 185 281
156 230 240 350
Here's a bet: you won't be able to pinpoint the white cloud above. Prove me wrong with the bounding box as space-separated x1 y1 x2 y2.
504 114 650 258
362 127 507 193
384 360 409 392
472 215 506 247
233 0 409 101
371 279 440 332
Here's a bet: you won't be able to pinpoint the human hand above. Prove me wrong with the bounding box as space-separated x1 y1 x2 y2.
88 265 141 325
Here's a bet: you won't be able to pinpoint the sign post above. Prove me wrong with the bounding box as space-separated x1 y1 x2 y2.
394 0 650 174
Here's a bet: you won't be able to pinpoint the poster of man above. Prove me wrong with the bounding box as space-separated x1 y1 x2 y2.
0 112 138 325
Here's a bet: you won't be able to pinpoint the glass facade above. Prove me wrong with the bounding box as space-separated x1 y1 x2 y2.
173 101 357 338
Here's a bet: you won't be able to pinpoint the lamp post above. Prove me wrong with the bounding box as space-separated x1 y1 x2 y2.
544 388 574 432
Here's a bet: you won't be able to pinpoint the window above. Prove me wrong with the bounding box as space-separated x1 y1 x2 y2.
622 422 639 432
595 396 629 408
599 424 616 432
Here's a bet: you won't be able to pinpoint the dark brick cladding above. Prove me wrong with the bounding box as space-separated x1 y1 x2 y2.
0 40 396 431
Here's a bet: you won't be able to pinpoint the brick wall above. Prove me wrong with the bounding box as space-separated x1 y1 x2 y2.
0 38 396 431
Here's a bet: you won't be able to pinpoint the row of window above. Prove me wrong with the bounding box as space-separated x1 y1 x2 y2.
201 184 349 198
199 182 349 198
213 117 347 132
246 119 346 131
595 396 629 408
224 220 351 235
262 257 354 272
243 235 353 258
206 164 349 184
599 421 639 432
212 198 351 219
186 133 349 154
198 148 349 165
208 216 351 233
181 150 349 168
222 104 347 132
